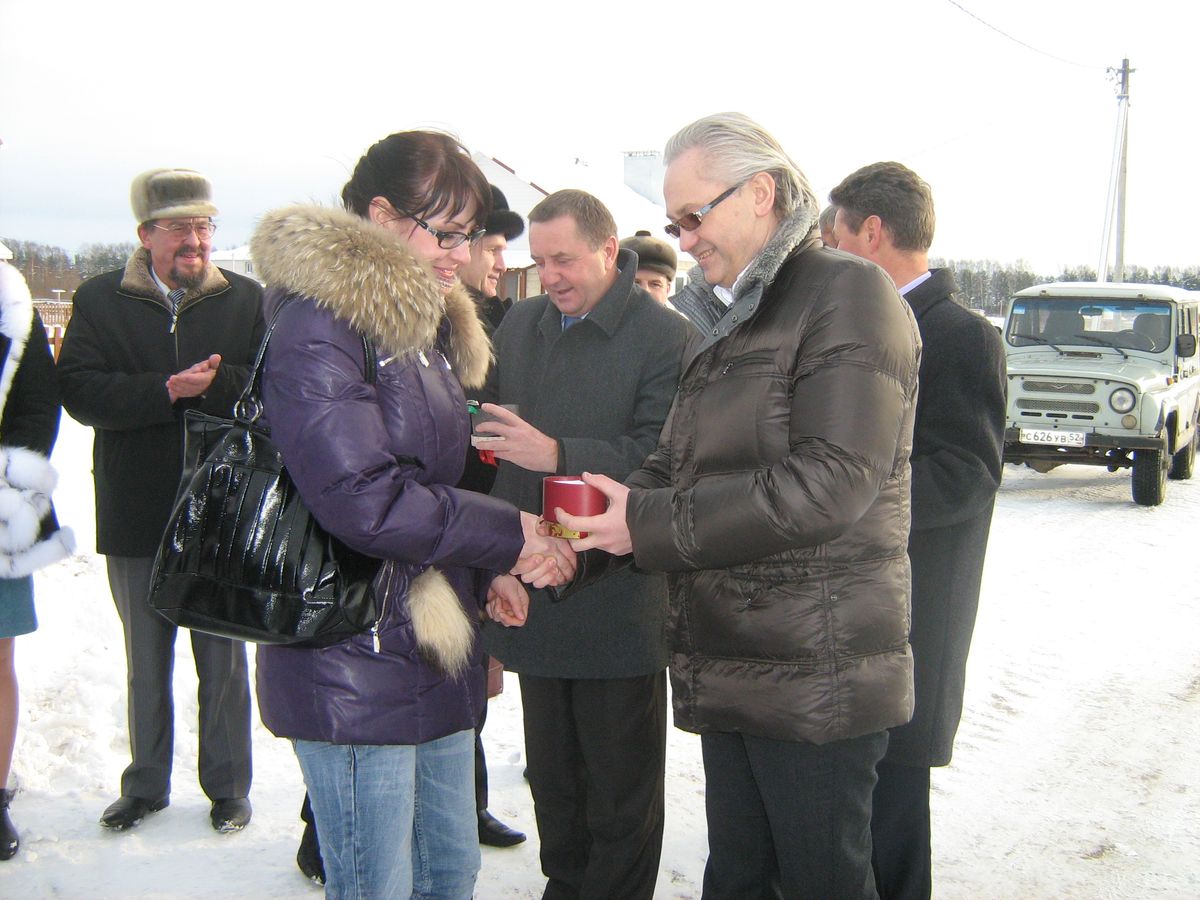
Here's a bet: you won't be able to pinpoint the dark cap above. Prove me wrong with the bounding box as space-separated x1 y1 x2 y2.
486 185 524 241
619 230 678 281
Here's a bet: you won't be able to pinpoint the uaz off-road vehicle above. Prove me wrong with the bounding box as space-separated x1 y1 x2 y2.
1002 281 1200 506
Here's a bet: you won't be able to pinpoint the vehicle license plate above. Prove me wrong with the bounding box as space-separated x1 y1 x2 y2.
1019 429 1086 447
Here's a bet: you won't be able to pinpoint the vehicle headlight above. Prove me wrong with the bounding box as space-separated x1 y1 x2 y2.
1110 388 1137 413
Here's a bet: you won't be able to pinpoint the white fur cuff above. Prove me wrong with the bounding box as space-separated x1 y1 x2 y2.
0 526 74 578
0 447 58 494
0 486 51 552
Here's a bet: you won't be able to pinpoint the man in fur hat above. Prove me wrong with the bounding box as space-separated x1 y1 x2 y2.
58 168 265 834
619 230 678 305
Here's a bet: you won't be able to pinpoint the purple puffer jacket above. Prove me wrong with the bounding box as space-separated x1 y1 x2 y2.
248 205 524 746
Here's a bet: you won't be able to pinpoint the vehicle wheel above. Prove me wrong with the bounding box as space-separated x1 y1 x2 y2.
1132 447 1167 506
1168 428 1197 480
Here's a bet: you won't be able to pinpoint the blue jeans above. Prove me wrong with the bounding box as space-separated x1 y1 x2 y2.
294 731 479 900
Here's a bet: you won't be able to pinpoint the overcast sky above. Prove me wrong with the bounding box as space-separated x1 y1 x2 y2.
1 0 1195 275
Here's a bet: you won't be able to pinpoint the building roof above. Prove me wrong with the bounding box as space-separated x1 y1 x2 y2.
471 152 675 271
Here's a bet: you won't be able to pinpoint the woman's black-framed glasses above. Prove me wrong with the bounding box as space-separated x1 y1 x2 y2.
664 183 743 238
401 210 485 249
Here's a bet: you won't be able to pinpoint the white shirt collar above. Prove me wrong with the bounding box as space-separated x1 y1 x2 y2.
897 270 933 297
149 264 173 297
713 263 753 308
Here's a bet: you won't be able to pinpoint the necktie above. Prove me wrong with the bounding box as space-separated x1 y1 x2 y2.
562 315 583 330
167 288 185 318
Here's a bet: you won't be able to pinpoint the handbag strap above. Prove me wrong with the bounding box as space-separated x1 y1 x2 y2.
235 299 377 424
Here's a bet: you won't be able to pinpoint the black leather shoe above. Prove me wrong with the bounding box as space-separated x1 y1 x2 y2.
0 789 18 860
478 809 525 847
99 795 169 831
296 817 325 885
211 797 252 833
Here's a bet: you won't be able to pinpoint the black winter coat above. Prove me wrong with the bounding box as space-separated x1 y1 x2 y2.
57 251 265 556
628 221 922 745
887 269 1005 767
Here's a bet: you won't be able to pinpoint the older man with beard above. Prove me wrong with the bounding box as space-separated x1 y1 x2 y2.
58 168 264 834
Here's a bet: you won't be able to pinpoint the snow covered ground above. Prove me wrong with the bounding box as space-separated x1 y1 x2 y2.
2 414 1198 898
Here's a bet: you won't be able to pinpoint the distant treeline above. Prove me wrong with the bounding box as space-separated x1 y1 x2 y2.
2 238 139 299
4 236 1197 310
932 259 1200 315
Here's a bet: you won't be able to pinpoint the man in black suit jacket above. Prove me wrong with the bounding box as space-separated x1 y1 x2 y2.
830 162 1006 900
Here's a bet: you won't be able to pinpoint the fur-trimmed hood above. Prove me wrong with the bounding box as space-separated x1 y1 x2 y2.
250 205 492 389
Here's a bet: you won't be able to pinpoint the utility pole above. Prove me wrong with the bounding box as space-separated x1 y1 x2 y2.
1099 58 1133 282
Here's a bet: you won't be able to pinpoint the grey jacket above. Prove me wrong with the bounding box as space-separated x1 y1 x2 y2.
480 250 690 678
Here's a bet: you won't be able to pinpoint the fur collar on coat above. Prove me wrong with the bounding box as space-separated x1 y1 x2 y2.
0 263 74 577
250 204 492 390
119 247 231 310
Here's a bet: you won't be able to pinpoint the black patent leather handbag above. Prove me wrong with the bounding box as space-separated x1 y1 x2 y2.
149 305 383 647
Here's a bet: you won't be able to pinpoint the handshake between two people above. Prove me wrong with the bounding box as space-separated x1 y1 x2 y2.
488 472 635 627
484 510 578 629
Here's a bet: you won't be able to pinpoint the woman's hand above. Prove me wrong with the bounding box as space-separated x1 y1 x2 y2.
487 574 529 627
553 472 633 555
513 510 576 588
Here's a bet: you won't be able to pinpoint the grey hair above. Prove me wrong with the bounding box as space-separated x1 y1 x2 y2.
664 112 818 219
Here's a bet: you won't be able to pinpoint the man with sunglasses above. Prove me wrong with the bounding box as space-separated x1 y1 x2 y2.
556 114 922 898
58 168 264 835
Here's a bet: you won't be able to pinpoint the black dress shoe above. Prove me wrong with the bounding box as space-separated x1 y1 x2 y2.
296 795 325 885
478 809 526 847
296 817 325 885
0 789 18 860
211 797 252 833
99 795 169 831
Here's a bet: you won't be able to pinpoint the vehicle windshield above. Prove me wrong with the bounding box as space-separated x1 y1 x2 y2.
1006 297 1173 353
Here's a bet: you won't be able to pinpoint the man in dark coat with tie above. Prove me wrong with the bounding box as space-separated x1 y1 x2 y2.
830 161 1006 900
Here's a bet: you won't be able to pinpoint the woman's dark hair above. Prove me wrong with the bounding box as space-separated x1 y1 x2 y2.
341 131 491 229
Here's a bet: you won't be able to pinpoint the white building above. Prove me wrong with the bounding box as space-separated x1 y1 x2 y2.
209 245 256 280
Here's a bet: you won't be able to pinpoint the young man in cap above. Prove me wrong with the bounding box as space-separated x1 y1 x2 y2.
58 168 265 834
619 230 678 305
454 182 528 848
458 184 524 335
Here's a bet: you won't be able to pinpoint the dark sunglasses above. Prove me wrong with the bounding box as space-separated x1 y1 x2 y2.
664 183 743 238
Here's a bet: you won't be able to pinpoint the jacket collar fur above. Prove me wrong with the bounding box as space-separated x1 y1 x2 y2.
119 247 230 311
673 205 820 342
250 205 491 389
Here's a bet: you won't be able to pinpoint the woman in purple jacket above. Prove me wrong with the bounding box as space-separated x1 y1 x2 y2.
248 131 569 899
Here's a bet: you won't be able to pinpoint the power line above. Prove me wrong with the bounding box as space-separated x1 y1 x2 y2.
944 0 1107 69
